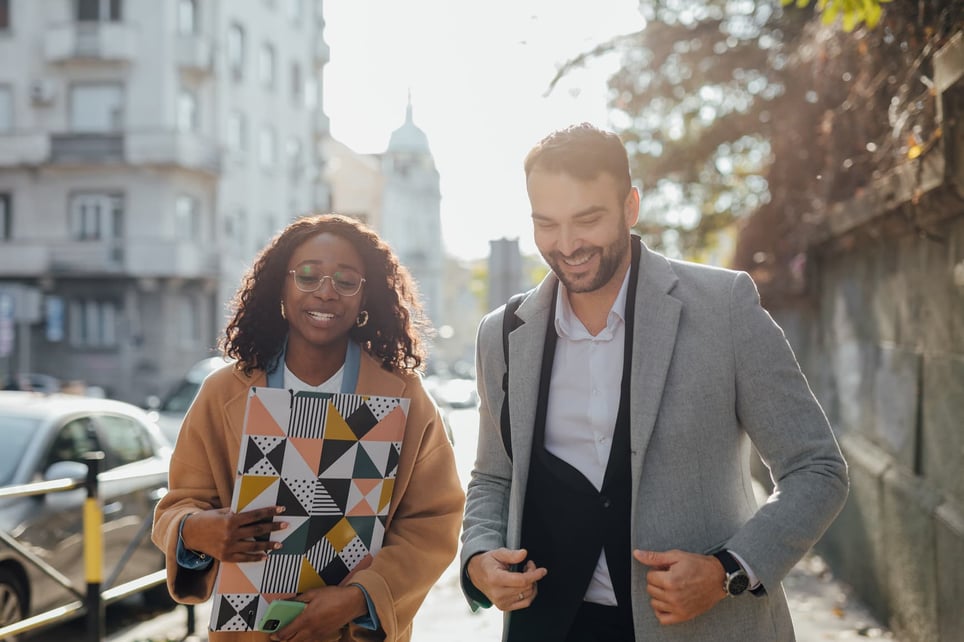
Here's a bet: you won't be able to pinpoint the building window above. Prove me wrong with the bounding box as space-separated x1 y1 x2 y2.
176 0 197 35
177 90 198 133
0 0 10 30
259 126 276 169
77 0 122 22
175 195 200 241
69 84 123 132
304 77 317 110
232 208 250 254
261 213 277 249
227 111 246 152
69 193 123 241
227 23 245 80
0 85 12 132
68 299 118 347
0 193 11 240
259 43 275 89
286 137 302 175
178 295 201 347
290 62 302 105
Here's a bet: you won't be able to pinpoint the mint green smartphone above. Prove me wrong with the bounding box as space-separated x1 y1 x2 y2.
256 599 306 632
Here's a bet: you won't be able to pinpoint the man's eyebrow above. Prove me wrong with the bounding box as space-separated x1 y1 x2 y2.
531 204 607 221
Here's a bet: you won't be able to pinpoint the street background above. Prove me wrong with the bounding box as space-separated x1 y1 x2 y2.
35 406 896 642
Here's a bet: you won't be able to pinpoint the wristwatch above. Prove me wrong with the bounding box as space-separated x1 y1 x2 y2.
713 550 750 597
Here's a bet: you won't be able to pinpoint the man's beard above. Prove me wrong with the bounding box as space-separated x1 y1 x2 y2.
544 223 630 294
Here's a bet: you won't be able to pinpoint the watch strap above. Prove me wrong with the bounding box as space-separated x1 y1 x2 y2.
712 550 741 575
713 550 749 596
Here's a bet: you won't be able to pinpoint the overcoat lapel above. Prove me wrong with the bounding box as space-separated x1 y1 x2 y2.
505 276 557 545
628 243 682 511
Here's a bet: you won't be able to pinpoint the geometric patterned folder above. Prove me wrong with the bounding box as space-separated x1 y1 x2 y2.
209 386 409 632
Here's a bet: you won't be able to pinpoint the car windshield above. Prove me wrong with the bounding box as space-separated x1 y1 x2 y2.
0 415 41 486
160 380 202 413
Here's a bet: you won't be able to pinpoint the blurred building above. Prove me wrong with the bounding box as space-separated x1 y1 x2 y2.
0 0 332 403
488 236 523 312
323 136 383 231
379 98 443 327
324 98 444 329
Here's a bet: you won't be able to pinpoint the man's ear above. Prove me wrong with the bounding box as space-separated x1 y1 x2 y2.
624 186 640 227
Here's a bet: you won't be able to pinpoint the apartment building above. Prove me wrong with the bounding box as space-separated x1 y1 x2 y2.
0 0 331 403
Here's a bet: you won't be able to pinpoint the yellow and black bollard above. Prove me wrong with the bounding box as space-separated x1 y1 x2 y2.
83 451 105 642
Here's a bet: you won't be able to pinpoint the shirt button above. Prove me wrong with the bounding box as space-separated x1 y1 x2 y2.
601 496 612 508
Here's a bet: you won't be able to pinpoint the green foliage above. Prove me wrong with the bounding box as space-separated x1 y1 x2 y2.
782 0 892 31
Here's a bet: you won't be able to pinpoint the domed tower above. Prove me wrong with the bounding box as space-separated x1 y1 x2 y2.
380 96 443 327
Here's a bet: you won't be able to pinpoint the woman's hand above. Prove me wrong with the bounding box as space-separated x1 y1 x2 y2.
270 585 369 641
181 506 287 563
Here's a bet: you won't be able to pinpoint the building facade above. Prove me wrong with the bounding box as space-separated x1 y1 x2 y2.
379 100 443 328
0 0 331 403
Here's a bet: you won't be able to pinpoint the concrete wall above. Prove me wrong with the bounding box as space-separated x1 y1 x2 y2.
770 33 964 642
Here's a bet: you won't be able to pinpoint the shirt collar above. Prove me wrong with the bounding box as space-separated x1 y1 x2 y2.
554 264 631 341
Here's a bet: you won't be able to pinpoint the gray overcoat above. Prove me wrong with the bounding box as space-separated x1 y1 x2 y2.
460 239 849 641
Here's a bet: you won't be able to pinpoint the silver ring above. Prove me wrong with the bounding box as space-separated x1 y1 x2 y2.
518 592 524 602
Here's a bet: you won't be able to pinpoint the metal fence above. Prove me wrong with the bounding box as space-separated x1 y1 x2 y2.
0 452 193 641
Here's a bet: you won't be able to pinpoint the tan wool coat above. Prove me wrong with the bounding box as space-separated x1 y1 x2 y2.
152 351 465 642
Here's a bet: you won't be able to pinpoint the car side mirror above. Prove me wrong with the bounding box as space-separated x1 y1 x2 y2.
44 460 90 483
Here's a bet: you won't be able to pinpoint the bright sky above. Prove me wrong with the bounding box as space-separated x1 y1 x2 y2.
322 0 646 261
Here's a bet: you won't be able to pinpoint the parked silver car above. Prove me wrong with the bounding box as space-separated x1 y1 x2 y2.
148 356 231 444
0 392 173 637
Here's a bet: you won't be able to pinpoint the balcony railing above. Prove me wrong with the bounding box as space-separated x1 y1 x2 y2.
124 239 220 278
176 34 214 73
32 130 221 174
0 132 50 166
0 240 219 279
44 22 137 63
126 131 222 175
49 133 124 164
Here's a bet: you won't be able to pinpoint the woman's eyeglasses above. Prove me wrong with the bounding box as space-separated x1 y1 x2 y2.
288 269 366 296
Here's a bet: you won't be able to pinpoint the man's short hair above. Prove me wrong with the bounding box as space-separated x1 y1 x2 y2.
523 122 632 199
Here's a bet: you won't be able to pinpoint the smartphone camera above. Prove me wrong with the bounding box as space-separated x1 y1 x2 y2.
262 619 281 631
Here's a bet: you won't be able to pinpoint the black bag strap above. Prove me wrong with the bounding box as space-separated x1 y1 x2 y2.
500 292 527 461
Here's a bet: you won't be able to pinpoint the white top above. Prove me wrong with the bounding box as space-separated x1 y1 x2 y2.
283 362 345 393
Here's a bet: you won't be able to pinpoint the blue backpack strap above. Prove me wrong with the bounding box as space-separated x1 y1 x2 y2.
500 292 527 461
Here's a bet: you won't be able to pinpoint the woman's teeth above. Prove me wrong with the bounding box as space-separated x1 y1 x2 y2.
306 311 334 321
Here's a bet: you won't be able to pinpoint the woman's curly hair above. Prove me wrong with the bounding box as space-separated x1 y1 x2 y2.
219 213 430 375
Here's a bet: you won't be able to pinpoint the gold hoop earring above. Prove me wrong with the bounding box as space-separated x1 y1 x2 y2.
355 310 369 327
280 300 287 320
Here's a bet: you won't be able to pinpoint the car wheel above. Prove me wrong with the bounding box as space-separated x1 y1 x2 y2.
0 568 26 641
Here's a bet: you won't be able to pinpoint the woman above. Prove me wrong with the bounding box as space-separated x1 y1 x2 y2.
152 214 464 641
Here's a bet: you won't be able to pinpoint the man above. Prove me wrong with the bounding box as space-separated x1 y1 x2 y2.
460 123 848 641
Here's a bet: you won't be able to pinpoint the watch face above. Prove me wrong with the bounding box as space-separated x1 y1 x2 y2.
727 572 750 595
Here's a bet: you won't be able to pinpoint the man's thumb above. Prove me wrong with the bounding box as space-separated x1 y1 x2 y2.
495 547 528 564
633 549 672 568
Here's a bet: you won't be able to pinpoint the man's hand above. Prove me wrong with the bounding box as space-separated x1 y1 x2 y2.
633 549 726 625
467 548 547 611
181 506 288 563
